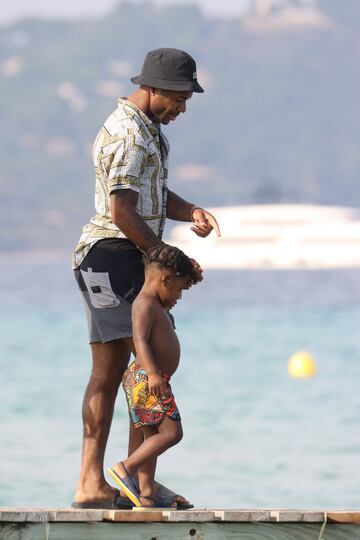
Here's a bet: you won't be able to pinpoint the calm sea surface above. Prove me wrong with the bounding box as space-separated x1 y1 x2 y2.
1 255 360 509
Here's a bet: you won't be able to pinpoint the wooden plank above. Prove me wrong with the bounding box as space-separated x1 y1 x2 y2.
104 508 216 523
0 508 104 522
215 509 326 522
276 510 325 522
0 509 49 522
104 509 164 522
328 512 360 524
3 508 48 523
50 509 104 522
1 522 360 540
216 509 274 522
162 509 216 522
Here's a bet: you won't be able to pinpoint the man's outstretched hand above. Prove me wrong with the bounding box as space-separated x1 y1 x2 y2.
191 208 221 238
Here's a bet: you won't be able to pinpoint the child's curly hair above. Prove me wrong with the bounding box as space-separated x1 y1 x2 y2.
143 244 200 285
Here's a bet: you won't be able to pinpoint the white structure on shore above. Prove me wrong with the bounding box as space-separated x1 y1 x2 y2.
243 0 332 33
166 205 360 269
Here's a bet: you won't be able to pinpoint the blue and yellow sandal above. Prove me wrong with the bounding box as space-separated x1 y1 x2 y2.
107 462 142 507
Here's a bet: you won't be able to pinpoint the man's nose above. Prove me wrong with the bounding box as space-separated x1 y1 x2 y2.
178 101 186 113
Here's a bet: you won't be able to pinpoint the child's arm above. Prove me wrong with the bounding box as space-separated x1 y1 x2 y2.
132 298 168 398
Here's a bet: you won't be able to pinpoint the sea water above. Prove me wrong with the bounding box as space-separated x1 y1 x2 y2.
1 256 360 509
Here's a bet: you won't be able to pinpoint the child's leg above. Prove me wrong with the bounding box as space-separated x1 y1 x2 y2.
126 417 182 473
137 426 158 505
114 417 182 483
137 456 157 506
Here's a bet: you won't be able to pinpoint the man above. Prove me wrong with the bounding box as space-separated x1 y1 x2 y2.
72 48 220 509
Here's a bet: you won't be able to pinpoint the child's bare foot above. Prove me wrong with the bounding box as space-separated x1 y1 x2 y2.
136 494 176 510
112 460 136 478
140 495 155 508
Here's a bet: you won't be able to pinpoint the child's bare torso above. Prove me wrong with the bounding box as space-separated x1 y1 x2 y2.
133 293 180 376
148 302 180 376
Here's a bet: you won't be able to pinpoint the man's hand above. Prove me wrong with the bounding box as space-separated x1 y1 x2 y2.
191 208 221 238
148 372 168 398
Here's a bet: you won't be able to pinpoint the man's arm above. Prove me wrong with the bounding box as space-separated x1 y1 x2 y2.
166 190 196 222
167 189 221 237
111 190 163 251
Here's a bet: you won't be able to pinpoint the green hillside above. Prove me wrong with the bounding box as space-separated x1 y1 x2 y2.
1 0 359 250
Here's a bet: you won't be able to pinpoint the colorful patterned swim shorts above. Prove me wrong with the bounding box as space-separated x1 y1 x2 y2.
122 361 181 428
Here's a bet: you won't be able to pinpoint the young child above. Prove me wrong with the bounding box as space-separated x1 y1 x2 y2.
108 244 201 509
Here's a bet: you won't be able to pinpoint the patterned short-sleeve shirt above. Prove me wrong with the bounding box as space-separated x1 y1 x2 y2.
72 98 169 269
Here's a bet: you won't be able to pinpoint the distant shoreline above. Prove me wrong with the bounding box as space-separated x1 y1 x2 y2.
1 248 360 270
0 249 71 263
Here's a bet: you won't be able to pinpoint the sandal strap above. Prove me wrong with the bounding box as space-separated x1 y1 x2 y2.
120 461 131 479
120 462 140 491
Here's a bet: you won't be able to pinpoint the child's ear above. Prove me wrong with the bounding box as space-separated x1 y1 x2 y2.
162 272 172 288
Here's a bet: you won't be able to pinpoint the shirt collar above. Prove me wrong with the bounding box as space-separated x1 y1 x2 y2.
118 97 159 137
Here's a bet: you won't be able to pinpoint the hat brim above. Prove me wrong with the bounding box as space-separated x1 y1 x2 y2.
131 74 204 93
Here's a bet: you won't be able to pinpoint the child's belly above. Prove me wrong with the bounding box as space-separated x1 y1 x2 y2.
150 320 180 376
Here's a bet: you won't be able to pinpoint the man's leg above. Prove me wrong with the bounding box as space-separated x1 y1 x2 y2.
74 338 130 503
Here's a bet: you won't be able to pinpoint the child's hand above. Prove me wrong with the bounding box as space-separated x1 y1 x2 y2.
148 372 168 398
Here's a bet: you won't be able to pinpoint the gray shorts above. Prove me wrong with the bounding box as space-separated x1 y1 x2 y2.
74 239 145 343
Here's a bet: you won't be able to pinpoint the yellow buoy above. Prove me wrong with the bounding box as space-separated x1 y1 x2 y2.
288 351 317 378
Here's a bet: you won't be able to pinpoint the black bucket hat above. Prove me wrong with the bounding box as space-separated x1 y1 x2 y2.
131 48 204 93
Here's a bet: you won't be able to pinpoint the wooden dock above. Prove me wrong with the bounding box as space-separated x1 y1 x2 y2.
1 508 360 539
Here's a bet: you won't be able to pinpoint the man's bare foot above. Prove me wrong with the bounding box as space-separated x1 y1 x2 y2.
74 482 120 504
